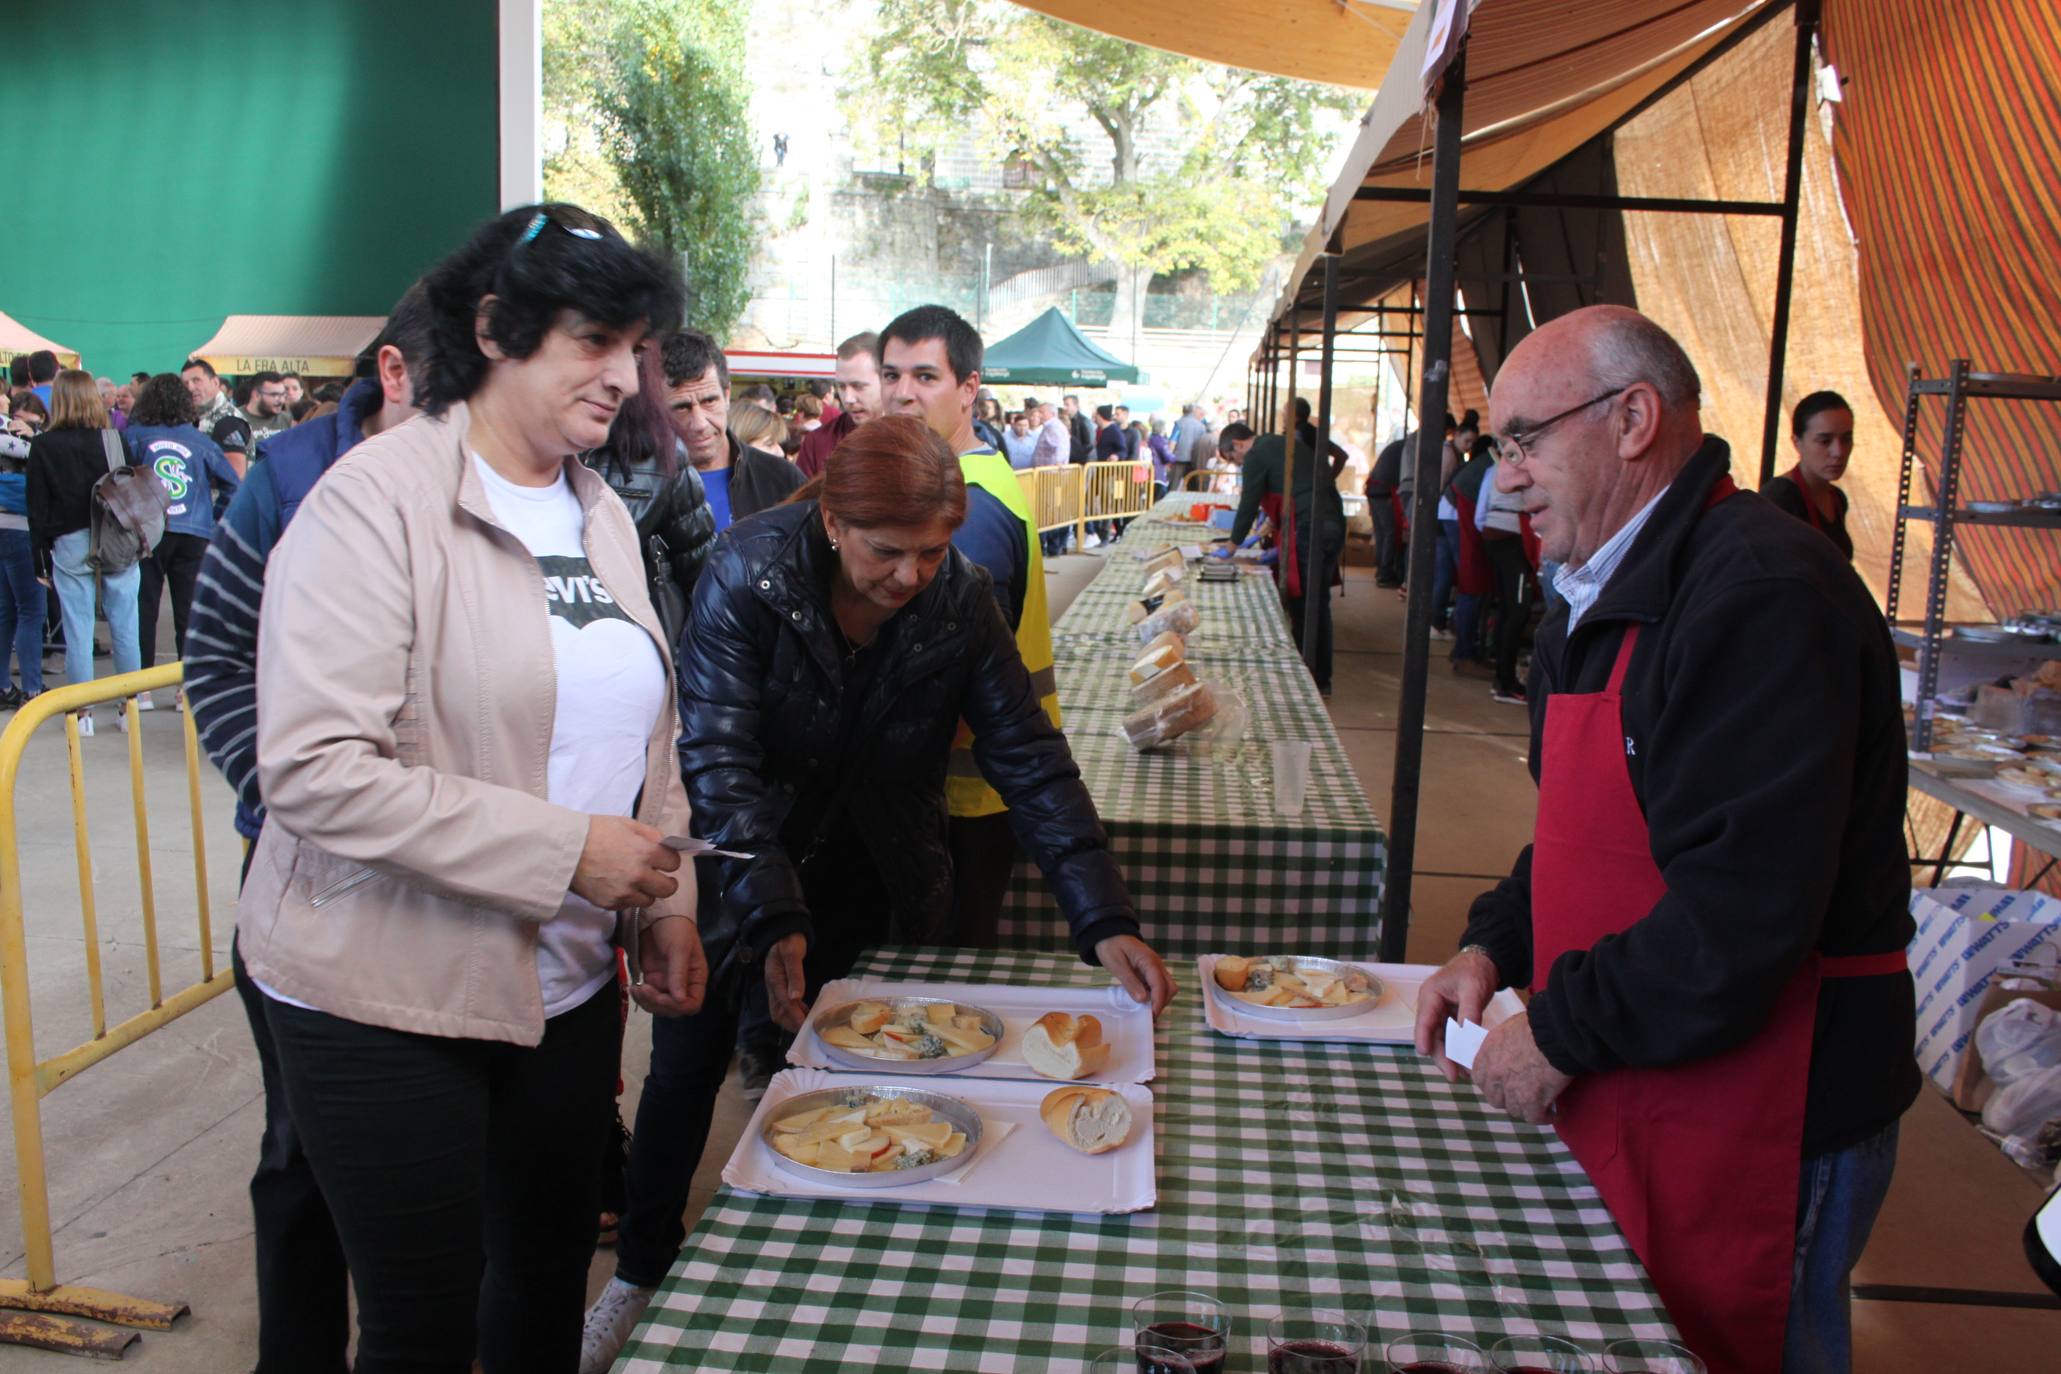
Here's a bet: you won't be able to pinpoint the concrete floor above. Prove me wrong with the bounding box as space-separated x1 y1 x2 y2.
0 553 2053 1368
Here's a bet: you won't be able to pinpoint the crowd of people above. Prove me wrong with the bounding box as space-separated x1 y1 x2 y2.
0 195 1895 1374
24 203 1177 1374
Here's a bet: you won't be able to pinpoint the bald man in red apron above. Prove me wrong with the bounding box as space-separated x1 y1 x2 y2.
1415 308 1917 1374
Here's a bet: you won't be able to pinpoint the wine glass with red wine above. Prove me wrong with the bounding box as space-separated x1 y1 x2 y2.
1382 1331 1488 1372
1486 1334 1595 1373
1267 1308 1366 1372
1131 1290 1230 1374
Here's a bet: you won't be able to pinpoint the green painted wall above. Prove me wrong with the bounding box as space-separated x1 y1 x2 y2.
0 0 502 377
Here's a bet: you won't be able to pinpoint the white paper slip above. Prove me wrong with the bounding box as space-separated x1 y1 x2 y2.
1197 954 1524 1047
1179 543 1204 559
722 1068 1157 1215
790 978 1157 1083
661 835 753 861
1443 1017 1490 1070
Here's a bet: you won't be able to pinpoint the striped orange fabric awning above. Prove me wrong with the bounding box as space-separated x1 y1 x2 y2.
1823 0 2061 618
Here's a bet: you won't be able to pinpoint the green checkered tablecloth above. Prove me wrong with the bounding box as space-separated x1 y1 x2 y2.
1001 500 1385 956
617 947 1680 1372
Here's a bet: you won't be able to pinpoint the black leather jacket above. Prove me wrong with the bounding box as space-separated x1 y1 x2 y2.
678 500 1138 981
582 439 717 607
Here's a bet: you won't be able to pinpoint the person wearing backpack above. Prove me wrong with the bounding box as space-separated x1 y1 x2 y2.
123 373 240 696
27 370 150 734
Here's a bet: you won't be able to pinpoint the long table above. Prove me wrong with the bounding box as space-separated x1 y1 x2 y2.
999 503 1388 957
617 947 1680 1371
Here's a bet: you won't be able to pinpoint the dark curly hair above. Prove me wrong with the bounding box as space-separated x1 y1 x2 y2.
412 203 684 417
128 373 197 428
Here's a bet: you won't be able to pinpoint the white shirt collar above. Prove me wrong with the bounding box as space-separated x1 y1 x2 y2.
1553 484 1672 630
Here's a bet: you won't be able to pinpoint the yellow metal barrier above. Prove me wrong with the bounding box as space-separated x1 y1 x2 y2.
0 665 226 1356
1018 464 1085 536
1079 460 1155 544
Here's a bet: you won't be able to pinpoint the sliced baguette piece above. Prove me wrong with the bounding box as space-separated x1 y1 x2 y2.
1040 1086 1133 1154
1021 1012 1110 1080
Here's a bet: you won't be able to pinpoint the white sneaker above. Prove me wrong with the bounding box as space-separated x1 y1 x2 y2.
75 712 94 738
110 707 127 733
136 692 155 711
579 1277 656 1374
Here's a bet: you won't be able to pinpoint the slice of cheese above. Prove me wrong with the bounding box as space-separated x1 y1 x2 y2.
823 1026 875 1050
814 1141 857 1172
884 1120 954 1149
773 1106 832 1133
927 1003 956 1025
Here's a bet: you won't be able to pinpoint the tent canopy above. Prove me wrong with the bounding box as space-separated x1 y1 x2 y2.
1013 0 1402 88
189 315 385 378
1262 0 1774 348
982 307 1140 385
0 311 80 369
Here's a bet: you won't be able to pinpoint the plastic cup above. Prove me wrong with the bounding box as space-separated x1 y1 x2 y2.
1384 1331 1488 1372
1488 1334 1596 1372
1272 739 1314 816
1599 1339 1704 1374
1091 1346 1194 1373
1268 1308 1366 1371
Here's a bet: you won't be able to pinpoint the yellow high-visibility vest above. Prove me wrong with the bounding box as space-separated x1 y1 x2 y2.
947 448 1061 818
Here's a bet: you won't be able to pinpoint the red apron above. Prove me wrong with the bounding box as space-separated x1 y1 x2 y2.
1529 478 1904 1374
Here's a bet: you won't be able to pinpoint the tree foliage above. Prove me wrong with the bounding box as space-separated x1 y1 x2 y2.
543 0 760 341
849 0 1360 318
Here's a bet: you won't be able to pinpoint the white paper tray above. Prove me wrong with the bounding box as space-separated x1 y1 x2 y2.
722 1068 1157 1214
789 979 1157 1083
1197 954 1524 1045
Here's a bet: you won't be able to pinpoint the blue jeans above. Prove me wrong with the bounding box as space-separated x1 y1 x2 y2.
50 529 141 690
1431 518 1460 629
0 529 45 695
1784 1120 1899 1374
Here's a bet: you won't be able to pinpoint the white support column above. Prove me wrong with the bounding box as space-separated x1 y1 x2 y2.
498 0 542 208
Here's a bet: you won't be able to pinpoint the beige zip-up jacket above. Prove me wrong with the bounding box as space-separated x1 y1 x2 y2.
236 402 694 1046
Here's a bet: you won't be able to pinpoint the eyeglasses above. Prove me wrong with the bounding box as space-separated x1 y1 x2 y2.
1495 386 1626 466
515 211 605 250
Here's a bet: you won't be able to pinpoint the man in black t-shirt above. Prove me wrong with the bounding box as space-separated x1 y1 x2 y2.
182 358 252 475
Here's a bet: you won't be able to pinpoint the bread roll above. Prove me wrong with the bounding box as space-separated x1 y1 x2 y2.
1122 679 1217 749
1022 1012 1110 1080
1041 1086 1133 1154
1213 954 1254 991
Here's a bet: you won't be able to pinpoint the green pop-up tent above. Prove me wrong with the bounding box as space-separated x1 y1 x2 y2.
980 306 1139 385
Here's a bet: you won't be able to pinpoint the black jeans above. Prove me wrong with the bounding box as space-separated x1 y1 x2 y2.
138 530 207 669
1287 552 1340 692
1368 487 1402 582
615 908 882 1289
264 983 620 1373
234 833 350 1374
946 811 1018 949
1483 533 1531 693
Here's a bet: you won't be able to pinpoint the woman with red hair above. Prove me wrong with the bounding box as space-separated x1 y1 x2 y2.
583 414 1174 1366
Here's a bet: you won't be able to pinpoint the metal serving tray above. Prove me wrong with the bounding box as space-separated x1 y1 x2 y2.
760 1084 983 1189
1217 955 1386 1022
810 997 1005 1075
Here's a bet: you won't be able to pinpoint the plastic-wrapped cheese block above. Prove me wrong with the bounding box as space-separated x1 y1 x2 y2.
1129 636 1187 685
1125 587 1186 625
1131 659 1198 705
1122 679 1217 749
1135 599 1200 643
1141 546 1185 578
1141 565 1185 599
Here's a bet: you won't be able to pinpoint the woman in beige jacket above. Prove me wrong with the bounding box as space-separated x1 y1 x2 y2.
236 204 704 1373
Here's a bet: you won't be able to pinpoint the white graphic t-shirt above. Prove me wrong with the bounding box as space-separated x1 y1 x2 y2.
473 454 667 1017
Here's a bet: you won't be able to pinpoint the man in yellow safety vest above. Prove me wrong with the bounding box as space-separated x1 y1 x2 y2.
878 305 1061 945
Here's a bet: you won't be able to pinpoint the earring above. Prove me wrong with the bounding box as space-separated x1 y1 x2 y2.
830 539 840 550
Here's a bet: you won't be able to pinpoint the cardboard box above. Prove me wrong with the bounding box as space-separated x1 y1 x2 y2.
1908 885 2061 1095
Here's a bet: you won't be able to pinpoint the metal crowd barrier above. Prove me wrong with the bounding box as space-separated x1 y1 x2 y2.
0 666 226 1358
1014 461 1161 548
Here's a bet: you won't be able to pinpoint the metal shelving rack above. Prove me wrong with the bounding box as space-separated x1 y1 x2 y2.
1886 359 2061 752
